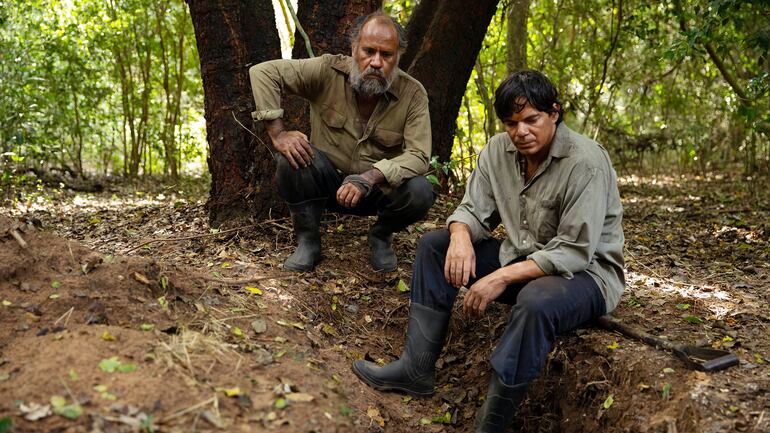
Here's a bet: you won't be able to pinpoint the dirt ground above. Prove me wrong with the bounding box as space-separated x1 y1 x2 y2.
1 173 768 433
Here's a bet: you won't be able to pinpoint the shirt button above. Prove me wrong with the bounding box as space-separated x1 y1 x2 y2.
523 220 527 224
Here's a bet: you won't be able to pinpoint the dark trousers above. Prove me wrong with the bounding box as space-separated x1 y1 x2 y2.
276 148 435 232
411 230 606 386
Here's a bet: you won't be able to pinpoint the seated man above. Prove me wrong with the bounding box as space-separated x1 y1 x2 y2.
352 71 625 432
248 11 434 273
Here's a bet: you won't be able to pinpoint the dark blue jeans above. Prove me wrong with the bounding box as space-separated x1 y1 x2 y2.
276 148 435 232
411 230 606 386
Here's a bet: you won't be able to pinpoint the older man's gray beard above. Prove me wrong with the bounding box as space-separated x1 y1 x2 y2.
349 59 396 97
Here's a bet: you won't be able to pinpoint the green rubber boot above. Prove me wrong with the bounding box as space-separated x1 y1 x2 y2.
474 372 529 433
352 303 450 396
284 199 324 272
368 223 397 272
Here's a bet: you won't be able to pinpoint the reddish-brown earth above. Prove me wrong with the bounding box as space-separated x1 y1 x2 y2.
1 174 768 432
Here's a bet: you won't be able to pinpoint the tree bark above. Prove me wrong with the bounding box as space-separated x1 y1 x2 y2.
293 0 381 58
404 0 499 166
400 0 439 69
187 0 282 226
506 0 530 73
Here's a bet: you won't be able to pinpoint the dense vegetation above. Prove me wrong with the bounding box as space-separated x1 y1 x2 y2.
0 0 204 180
1 0 767 187
430 0 770 182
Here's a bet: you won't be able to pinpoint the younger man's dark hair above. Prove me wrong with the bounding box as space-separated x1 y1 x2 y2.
494 70 563 124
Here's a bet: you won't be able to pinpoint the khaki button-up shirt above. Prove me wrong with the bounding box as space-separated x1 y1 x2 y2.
249 54 432 189
447 124 625 312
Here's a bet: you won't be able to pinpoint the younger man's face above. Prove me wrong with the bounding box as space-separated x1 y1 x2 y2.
502 100 560 161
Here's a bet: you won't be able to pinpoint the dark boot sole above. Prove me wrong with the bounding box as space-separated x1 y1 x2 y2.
371 262 397 273
351 362 434 397
283 262 315 272
283 256 321 272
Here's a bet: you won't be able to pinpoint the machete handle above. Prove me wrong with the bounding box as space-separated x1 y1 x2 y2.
597 315 674 351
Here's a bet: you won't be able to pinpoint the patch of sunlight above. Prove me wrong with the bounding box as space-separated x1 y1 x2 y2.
15 192 181 216
272 0 297 59
626 270 734 304
618 174 683 187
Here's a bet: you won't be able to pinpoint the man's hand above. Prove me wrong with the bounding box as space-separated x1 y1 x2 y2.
265 118 313 169
336 169 384 209
336 182 363 209
444 223 475 288
463 270 508 317
273 130 313 169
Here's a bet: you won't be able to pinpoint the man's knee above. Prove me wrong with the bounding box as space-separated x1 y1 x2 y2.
276 155 306 201
402 176 435 214
417 229 450 254
275 154 293 180
276 149 338 203
515 280 562 317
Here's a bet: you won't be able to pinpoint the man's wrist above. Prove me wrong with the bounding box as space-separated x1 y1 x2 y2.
448 222 472 239
360 168 385 187
342 174 373 197
264 119 286 140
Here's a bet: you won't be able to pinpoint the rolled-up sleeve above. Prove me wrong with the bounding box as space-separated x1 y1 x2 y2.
528 162 607 277
445 148 500 243
248 57 326 121
372 86 432 186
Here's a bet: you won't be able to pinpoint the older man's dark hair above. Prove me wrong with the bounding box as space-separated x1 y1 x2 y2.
494 70 563 124
348 11 407 54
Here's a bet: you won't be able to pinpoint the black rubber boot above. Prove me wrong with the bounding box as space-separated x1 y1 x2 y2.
284 199 324 272
368 223 397 272
474 372 529 433
352 303 450 396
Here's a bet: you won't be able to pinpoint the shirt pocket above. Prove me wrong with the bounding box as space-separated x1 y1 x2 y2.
318 104 346 147
319 104 346 129
535 198 561 242
371 127 404 149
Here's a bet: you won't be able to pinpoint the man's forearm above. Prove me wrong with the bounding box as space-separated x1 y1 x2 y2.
498 260 545 285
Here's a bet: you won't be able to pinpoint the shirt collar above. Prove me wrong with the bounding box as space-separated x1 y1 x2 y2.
332 55 401 100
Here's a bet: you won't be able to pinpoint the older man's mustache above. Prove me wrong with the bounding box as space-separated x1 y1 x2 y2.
361 67 386 81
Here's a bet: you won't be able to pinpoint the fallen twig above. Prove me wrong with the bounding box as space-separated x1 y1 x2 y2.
53 307 74 327
202 274 295 285
10 229 28 249
123 222 285 254
382 302 408 330
160 396 217 424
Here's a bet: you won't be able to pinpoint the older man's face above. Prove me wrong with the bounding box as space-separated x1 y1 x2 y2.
350 19 399 96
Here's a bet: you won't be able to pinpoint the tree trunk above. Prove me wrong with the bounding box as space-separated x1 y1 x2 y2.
404 0 499 166
293 0 381 58
400 0 438 69
506 0 530 73
187 0 282 226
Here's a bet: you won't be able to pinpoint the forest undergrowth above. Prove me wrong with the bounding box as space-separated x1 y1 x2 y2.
0 173 768 433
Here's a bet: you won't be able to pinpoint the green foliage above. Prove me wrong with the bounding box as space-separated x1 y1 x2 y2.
441 0 770 184
0 0 205 182
383 0 416 24
0 417 11 433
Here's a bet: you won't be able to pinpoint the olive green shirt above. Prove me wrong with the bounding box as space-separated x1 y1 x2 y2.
447 124 625 312
249 54 432 188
